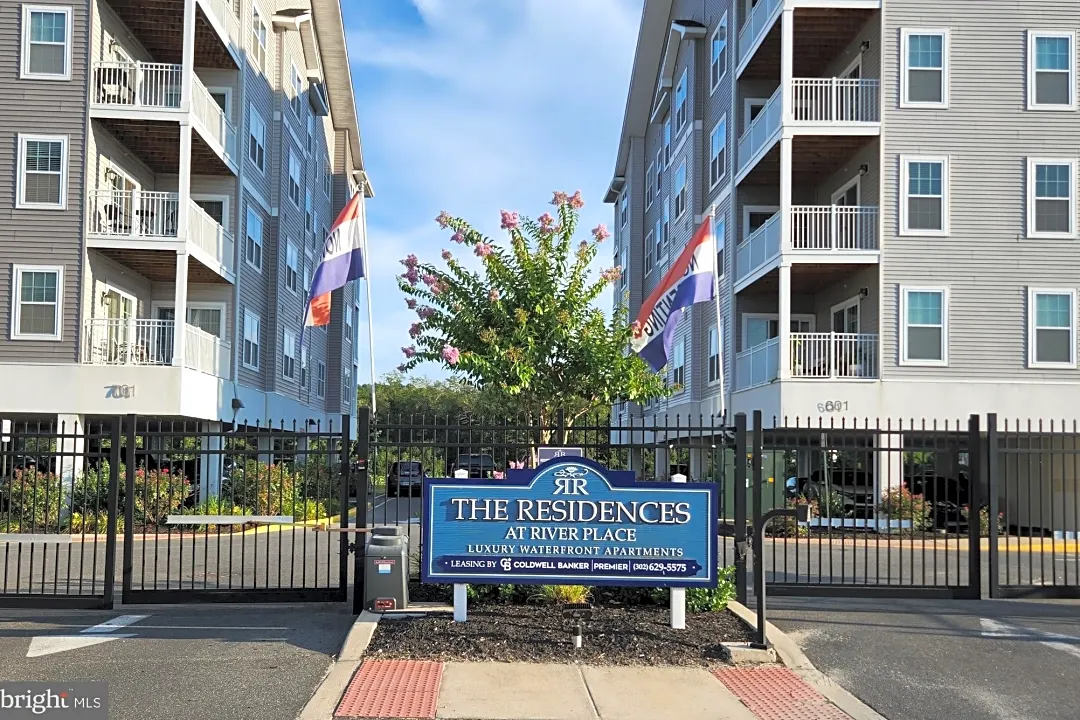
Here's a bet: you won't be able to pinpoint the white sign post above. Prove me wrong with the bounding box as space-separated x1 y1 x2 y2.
452 468 470 622
669 472 687 630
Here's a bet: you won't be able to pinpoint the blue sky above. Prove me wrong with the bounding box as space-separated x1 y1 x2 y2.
341 0 642 382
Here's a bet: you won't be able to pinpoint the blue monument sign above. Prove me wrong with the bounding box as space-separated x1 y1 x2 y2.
537 447 584 464
421 457 719 588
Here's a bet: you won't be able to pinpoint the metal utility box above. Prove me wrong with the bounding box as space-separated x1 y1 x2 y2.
363 526 410 612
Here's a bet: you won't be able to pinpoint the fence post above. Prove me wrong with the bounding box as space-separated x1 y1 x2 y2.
103 418 122 609
751 410 764 565
122 414 137 603
987 413 1000 599
340 414 352 605
734 413 748 605
556 408 566 446
352 409 369 614
967 414 983 599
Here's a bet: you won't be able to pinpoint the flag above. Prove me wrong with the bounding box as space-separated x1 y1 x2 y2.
305 192 365 327
631 216 716 372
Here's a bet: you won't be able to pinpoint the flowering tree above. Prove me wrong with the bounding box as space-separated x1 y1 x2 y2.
396 190 668 443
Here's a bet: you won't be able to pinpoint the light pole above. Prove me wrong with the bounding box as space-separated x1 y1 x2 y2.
752 504 811 649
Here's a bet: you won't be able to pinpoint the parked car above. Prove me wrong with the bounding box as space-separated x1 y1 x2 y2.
798 469 876 516
450 453 496 479
386 461 424 497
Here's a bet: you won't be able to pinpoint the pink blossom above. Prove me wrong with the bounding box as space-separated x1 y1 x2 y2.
569 190 584 210
493 471 505 479
509 460 526 469
592 223 611 242
488 288 501 302
441 249 453 261
551 190 569 206
578 241 589 252
422 273 438 287
538 212 555 231
500 210 520 231
409 323 422 338
451 231 465 244
442 345 461 365
396 363 408 372
600 266 623 283
405 298 418 310
431 280 448 296
631 320 642 336
400 254 419 269
552 224 563 234
401 268 420 286
435 211 452 229
417 307 435 320
401 346 417 358
474 243 493 258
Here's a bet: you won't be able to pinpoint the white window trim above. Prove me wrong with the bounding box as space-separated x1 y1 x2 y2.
16 133 68 210
288 151 302 208
251 4 268 73
20 5 73 81
291 63 304 117
673 161 688 219
286 240 300 293
899 154 950 237
10 264 63 341
1027 157 1078 239
710 13 728 94
741 313 816 351
841 54 862 79
900 28 950 109
1027 30 1077 111
644 230 654 275
242 310 261 370
283 327 298 378
205 87 233 121
316 361 326 398
831 175 861 205
150 301 227 338
674 68 688 133
743 205 779 240
645 162 655 210
248 103 267 175
245 207 264 272
743 98 767 129
707 326 720 385
671 339 686 386
709 115 727 190
191 194 230 231
899 285 949 367
830 295 862 333
1028 287 1077 368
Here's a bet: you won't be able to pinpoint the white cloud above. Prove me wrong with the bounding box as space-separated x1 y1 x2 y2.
347 0 641 382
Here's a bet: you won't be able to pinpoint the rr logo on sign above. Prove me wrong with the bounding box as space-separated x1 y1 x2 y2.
552 466 589 496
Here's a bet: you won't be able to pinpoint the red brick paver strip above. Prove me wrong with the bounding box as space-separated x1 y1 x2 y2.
713 667 851 720
334 659 443 719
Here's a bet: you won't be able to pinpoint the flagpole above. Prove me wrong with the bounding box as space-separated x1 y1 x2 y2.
358 178 377 415
709 204 726 420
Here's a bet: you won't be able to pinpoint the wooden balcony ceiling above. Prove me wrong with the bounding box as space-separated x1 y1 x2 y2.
740 263 877 296
742 135 875 187
102 0 235 68
741 8 877 81
97 249 230 284
95 119 231 175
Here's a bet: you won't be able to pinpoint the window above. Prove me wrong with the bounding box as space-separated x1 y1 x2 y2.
243 311 261 370
323 163 332 197
290 64 303 117
662 197 670 249
288 152 302 207
710 15 728 91
1029 32 1076 110
285 241 299 293
716 218 726 279
11 265 62 340
303 266 312 295
21 5 72 80
343 365 352 397
345 302 353 332
307 114 315 152
305 191 313 232
645 231 654 274
673 162 687 218
901 29 949 107
17 134 67 209
316 362 326 398
674 69 688 132
1028 159 1076 237
708 326 720 384
619 191 629 229
901 288 948 365
283 328 297 379
300 345 309 388
1029 289 1076 367
710 117 727 188
245 208 264 271
672 340 685 387
654 217 662 264
251 6 268 72
900 156 949 235
248 105 266 172
645 163 655 210
663 116 672 166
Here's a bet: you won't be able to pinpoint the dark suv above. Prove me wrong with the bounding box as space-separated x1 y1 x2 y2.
387 461 424 497
450 454 496 479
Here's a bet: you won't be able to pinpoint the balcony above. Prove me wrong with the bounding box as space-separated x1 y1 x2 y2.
790 333 878 379
198 0 241 53
92 61 182 109
790 206 878 251
736 337 779 391
188 200 236 278
735 211 781 281
81 318 231 379
738 0 782 69
99 0 238 70
87 190 179 238
738 86 782 172
791 79 880 124
192 79 237 163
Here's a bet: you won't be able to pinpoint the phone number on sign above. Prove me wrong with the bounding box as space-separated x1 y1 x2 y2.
631 561 688 574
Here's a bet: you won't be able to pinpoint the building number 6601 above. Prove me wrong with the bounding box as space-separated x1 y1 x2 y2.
817 401 848 413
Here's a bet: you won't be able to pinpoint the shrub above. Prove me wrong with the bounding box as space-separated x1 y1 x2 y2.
283 497 334 523
532 584 592 605
223 461 300 516
69 511 123 534
72 461 117 515
132 468 189 527
181 496 250 532
971 505 1006 537
0 469 67 532
596 586 667 606
465 584 530 604
814 489 850 519
878 487 932 531
686 565 736 612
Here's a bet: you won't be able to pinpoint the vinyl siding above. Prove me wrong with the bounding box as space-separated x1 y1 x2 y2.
0 0 90 362
881 1 1080 380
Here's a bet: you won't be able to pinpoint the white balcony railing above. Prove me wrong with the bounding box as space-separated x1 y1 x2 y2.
791 333 879 379
92 61 182 109
188 200 236 275
738 0 782 67
184 324 232 378
736 337 779 391
83 319 175 366
737 86 782 173
192 76 236 161
735 211 781 281
199 0 241 50
792 78 881 123
88 190 179 238
790 206 879 251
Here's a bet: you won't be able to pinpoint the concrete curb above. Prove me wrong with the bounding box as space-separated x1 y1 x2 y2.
296 610 381 720
727 601 886 720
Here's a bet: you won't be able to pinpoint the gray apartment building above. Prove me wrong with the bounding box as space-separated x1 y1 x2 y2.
608 0 1080 431
0 0 370 440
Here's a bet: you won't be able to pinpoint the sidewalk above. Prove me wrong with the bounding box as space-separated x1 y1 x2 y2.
332 659 855 720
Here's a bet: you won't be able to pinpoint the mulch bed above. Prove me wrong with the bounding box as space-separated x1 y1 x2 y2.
366 582 755 667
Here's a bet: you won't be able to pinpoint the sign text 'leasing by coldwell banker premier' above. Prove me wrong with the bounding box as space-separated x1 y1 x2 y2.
421 457 719 587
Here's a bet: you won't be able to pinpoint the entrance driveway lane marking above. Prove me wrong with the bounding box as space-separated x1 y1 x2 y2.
26 614 149 657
